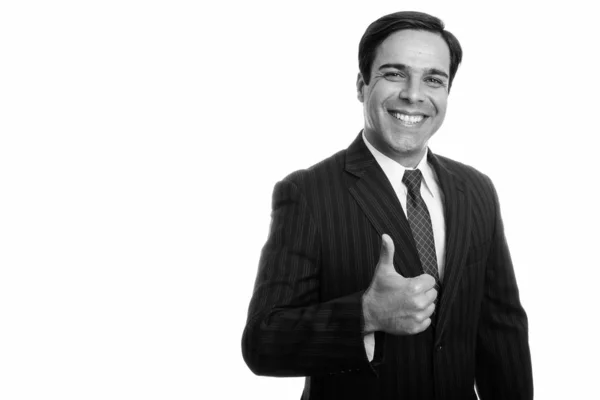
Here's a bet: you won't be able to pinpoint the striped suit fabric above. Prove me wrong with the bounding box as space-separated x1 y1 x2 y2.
242 133 533 399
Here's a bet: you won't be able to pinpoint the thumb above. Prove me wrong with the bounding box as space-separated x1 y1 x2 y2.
377 234 396 272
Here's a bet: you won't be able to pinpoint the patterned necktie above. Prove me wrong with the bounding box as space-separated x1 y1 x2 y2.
402 169 440 290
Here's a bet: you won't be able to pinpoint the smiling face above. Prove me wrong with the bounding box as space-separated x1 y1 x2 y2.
357 29 451 167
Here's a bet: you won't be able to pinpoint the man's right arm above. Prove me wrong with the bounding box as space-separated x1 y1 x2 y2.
241 178 378 377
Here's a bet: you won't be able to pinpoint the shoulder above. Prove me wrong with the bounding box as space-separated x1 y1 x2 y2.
432 153 500 210
434 153 495 190
267 148 350 211
281 149 347 189
267 149 348 217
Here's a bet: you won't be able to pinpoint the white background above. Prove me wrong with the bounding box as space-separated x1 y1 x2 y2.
1 0 599 399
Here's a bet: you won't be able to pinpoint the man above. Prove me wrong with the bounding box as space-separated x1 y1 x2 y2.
242 11 533 400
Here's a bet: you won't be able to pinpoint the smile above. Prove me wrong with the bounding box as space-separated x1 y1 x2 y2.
388 111 426 126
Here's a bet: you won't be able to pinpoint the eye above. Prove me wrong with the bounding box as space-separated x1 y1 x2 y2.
383 72 405 81
425 77 445 87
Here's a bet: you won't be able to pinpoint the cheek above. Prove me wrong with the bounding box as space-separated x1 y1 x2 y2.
431 96 448 118
366 84 394 108
436 105 447 120
366 97 387 119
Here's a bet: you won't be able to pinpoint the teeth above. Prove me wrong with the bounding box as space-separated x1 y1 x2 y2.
391 112 424 124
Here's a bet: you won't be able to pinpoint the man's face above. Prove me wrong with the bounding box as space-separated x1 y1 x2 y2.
357 29 451 167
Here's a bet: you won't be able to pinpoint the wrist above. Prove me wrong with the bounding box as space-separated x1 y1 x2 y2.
361 291 378 334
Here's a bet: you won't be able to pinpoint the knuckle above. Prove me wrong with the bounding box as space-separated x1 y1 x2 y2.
425 304 435 317
407 297 420 309
419 274 435 286
411 281 423 293
415 293 432 310
414 313 426 323
429 288 438 300
414 322 426 334
414 298 427 310
406 282 420 294
422 274 435 287
407 324 419 335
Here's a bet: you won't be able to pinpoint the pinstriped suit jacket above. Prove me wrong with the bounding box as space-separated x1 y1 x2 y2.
242 133 533 399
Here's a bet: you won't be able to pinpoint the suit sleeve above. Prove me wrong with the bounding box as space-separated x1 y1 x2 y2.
241 178 381 377
475 179 534 399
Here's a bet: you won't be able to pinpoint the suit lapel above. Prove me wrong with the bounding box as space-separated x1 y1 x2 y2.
427 151 472 339
345 134 423 278
345 135 473 338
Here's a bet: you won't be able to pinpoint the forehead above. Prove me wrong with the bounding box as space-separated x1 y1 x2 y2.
373 29 451 73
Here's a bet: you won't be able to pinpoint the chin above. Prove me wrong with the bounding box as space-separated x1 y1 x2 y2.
389 137 426 154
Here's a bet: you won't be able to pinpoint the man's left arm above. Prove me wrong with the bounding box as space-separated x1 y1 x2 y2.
475 178 533 399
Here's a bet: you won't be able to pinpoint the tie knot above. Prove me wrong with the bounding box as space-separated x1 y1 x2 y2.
402 169 423 193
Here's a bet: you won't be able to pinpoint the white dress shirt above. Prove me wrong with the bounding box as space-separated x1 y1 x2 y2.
361 133 446 361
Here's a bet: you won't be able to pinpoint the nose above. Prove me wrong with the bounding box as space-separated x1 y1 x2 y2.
399 78 425 103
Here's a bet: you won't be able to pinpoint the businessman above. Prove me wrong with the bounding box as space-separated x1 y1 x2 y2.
242 11 533 400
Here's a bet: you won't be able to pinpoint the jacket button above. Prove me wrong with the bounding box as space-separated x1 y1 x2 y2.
436 345 443 352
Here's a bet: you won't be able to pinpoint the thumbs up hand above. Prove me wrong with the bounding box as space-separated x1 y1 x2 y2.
362 234 438 335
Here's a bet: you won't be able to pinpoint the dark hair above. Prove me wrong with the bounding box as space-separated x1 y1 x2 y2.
359 11 463 91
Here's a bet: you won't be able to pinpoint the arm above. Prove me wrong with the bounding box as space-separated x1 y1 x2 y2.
475 180 533 399
241 178 378 377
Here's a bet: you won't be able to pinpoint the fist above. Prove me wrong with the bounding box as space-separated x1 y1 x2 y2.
362 234 438 335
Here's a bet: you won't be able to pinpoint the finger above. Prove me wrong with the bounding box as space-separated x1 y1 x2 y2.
425 287 438 302
414 304 435 322
409 317 432 335
412 273 436 292
421 318 432 331
377 234 397 273
424 302 435 317
410 292 436 312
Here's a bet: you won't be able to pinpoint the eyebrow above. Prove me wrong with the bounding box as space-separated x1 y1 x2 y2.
378 63 449 79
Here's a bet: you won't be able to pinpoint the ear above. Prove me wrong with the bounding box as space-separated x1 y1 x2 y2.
356 72 366 103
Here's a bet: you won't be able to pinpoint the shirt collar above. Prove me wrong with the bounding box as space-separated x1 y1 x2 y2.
362 132 437 198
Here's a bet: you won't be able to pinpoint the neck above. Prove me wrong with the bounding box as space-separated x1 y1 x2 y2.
391 150 426 168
